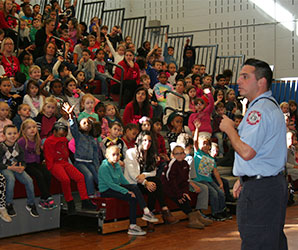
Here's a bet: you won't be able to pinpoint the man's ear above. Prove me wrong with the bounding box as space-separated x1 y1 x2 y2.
257 77 267 90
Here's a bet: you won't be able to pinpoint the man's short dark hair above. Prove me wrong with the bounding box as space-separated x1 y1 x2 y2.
243 58 273 90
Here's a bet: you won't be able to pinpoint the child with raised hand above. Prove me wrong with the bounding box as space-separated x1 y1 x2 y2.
78 94 99 122
0 124 39 218
94 102 109 139
23 80 44 118
99 145 158 236
12 104 31 131
62 103 100 198
188 88 214 137
105 35 125 68
34 96 57 141
101 122 127 166
0 173 11 222
64 78 85 116
104 103 122 126
18 119 56 210
183 39 196 75
193 121 228 221
0 102 12 142
43 121 97 214
122 123 139 149
161 144 203 229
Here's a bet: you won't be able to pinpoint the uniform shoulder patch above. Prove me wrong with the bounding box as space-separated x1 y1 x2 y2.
246 110 261 125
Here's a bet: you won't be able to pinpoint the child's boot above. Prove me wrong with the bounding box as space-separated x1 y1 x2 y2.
67 200 76 215
195 210 213 226
187 211 204 229
81 199 97 210
162 209 179 224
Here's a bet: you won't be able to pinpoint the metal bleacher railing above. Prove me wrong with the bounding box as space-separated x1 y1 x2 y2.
215 55 245 84
80 0 105 27
228 78 298 104
101 8 125 32
122 16 147 50
271 78 298 104
143 25 169 48
194 45 218 82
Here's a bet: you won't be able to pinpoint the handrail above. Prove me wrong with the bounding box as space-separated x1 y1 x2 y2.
7 15 20 55
163 90 186 114
106 61 124 109
49 36 66 59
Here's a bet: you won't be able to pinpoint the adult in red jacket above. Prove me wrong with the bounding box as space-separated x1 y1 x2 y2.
0 0 17 42
1 37 20 77
123 86 153 125
112 49 140 106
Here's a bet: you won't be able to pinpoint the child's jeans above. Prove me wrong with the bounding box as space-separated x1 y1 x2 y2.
75 162 98 196
1 169 35 205
199 180 225 214
101 184 146 224
189 180 209 210
95 72 111 96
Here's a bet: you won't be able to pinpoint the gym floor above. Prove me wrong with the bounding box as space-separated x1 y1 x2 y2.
0 205 297 250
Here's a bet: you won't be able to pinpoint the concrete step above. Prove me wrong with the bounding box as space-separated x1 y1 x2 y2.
217 166 233 176
0 194 60 239
224 176 239 189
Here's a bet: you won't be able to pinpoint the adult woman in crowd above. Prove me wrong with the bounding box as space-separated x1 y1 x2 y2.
124 131 179 232
112 49 140 106
0 0 17 41
34 18 57 60
122 86 153 125
35 41 58 73
1 37 20 77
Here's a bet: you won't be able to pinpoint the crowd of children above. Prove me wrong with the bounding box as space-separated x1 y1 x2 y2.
0 0 295 237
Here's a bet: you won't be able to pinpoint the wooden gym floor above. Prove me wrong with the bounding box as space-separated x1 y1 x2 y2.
0 205 297 250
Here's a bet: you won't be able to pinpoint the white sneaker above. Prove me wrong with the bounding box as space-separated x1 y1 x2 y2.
128 225 146 236
0 208 12 222
142 211 159 223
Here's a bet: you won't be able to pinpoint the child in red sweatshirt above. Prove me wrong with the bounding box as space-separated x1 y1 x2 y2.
43 121 96 214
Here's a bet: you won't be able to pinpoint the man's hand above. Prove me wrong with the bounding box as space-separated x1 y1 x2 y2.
233 179 242 198
219 115 235 133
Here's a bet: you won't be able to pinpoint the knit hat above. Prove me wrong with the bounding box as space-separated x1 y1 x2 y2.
53 122 68 132
167 111 184 129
